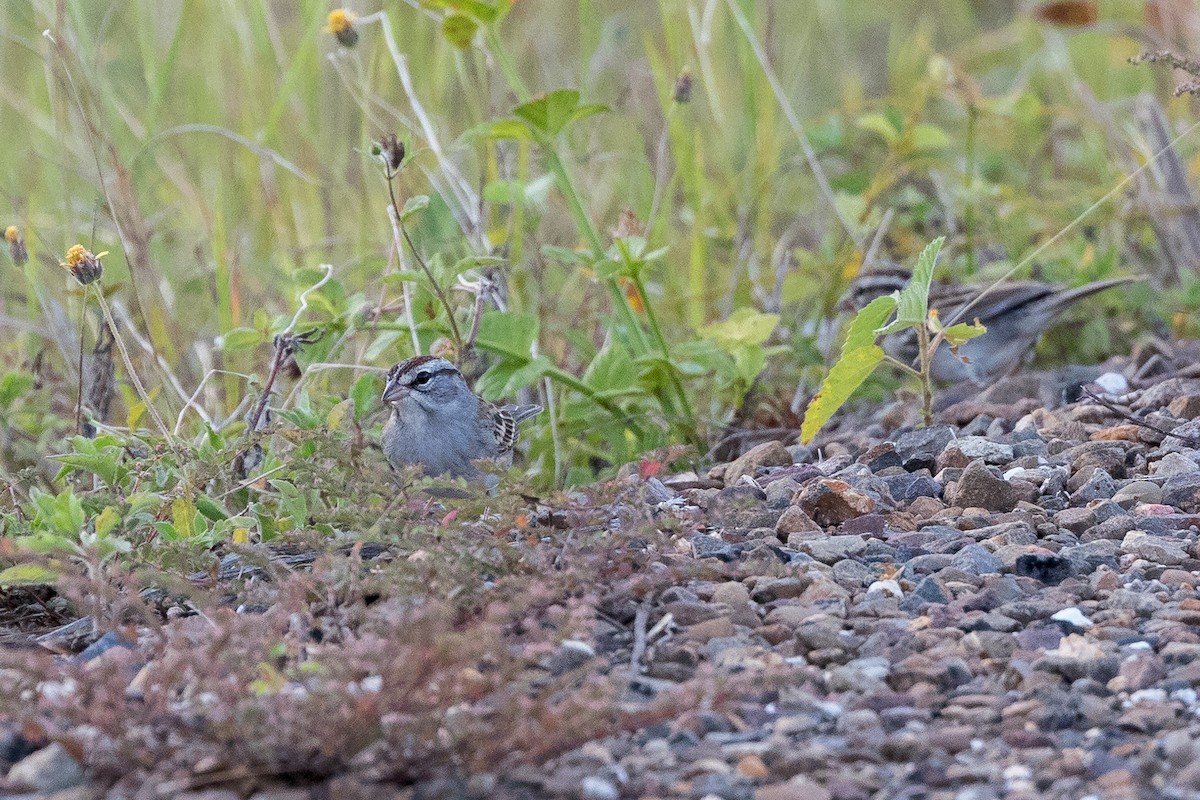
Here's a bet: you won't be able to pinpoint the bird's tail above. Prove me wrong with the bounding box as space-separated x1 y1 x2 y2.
501 404 543 423
1046 275 1146 310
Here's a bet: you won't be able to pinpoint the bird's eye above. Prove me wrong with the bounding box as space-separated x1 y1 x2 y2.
413 372 431 387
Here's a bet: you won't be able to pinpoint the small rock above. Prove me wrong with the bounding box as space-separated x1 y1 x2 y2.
709 485 779 529
1051 607 1093 629
1069 468 1116 503
6 743 86 793
1168 395 1200 418
951 544 1003 575
711 581 751 607
944 460 1017 512
775 505 822 536
1112 481 1163 507
799 534 867 565
796 479 875 526
893 426 956 470
945 436 1014 465
1121 530 1188 565
1154 452 1199 477
723 441 793 484
580 776 619 800
764 477 800 509
1163 473 1200 512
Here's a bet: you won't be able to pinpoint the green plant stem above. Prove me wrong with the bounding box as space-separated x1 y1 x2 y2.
91 285 176 446
632 273 698 439
385 173 464 355
915 323 934 427
540 142 651 354
486 25 530 102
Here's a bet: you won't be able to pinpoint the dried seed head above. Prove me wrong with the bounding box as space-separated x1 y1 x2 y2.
672 69 693 104
63 244 104 285
5 226 27 266
325 9 359 48
374 133 406 174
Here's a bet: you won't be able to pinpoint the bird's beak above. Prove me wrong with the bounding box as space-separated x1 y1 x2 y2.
382 377 407 404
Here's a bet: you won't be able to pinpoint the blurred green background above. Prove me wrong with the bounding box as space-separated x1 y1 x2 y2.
0 0 1195 486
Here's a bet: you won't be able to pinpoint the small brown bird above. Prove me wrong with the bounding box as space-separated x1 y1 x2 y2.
380 356 541 483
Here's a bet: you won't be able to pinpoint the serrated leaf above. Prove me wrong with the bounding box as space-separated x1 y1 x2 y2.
878 237 944 335
845 295 899 350
400 195 430 220
0 564 59 586
799 294 897 445
326 398 353 431
442 13 477 47
801 344 885 444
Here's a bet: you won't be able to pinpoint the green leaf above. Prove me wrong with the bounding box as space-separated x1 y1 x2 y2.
442 13 478 47
857 112 900 144
513 89 608 137
583 342 636 391
474 311 538 359
326 398 353 431
480 118 533 141
878 236 944 335
450 255 507 275
221 327 267 351
195 495 229 522
173 496 197 540
846 294 899 350
365 330 402 362
94 506 120 537
475 355 551 399
936 319 988 346
350 373 380 421
0 564 59 587
700 308 781 349
911 123 951 151
400 195 430 220
800 294 897 444
0 372 33 409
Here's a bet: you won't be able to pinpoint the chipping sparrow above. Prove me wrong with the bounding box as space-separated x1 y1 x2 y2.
381 356 542 481
841 267 1141 385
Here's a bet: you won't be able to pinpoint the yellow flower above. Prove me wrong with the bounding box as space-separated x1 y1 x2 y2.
325 9 359 47
325 9 354 33
4 226 26 266
62 244 104 285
